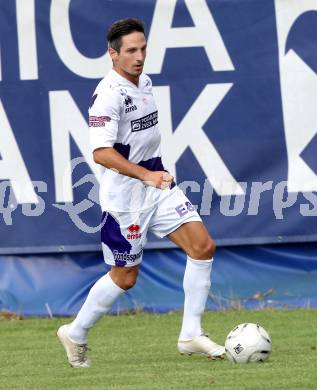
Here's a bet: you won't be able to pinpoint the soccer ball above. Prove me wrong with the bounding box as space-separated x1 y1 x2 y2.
225 323 272 363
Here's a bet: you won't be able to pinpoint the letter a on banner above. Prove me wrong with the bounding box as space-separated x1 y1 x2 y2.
0 100 38 203
145 0 234 73
49 91 100 203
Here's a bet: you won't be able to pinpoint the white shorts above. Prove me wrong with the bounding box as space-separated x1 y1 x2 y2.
100 186 201 267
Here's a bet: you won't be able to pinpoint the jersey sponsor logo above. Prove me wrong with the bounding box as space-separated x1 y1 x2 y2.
125 95 133 106
127 224 141 240
89 115 111 127
131 111 158 132
124 95 138 113
113 249 143 262
125 105 137 113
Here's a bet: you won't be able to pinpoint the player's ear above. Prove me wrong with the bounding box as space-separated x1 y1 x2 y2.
109 47 119 61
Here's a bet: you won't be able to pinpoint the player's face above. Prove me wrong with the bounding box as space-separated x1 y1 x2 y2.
110 31 147 84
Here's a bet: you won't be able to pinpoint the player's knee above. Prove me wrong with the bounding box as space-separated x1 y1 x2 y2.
188 237 216 259
121 275 137 290
110 268 138 290
114 272 138 290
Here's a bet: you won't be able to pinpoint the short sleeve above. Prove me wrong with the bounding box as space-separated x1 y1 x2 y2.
88 88 122 151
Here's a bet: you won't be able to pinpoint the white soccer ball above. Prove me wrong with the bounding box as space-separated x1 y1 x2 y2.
225 323 272 363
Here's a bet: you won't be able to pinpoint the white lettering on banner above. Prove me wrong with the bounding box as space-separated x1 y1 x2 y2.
153 85 244 196
200 179 214 215
178 180 201 210
0 100 38 203
49 90 100 203
247 181 273 215
300 192 317 216
145 0 234 74
273 181 298 220
16 0 38 80
50 0 112 79
0 181 18 225
220 182 248 216
22 181 47 216
275 0 317 192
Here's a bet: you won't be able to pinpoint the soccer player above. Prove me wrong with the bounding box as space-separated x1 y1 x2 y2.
57 18 225 368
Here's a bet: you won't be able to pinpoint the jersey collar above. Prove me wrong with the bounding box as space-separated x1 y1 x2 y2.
110 69 145 89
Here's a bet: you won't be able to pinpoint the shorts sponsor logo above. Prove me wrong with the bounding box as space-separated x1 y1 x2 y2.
128 224 140 233
131 111 158 132
89 115 111 127
113 249 143 263
127 224 142 240
175 201 196 217
127 233 142 240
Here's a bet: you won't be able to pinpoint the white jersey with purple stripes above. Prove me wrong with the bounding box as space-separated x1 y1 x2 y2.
89 69 170 212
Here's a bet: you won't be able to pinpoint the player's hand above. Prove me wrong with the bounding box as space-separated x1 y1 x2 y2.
142 171 174 189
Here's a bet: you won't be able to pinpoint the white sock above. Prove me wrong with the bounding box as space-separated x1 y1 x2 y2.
68 273 124 343
179 256 213 341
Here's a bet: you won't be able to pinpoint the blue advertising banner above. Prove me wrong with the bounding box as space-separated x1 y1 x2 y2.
2 243 317 315
1 0 317 254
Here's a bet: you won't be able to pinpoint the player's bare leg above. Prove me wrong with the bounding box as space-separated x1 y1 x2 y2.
110 264 139 290
168 221 215 259
168 221 225 359
57 265 139 367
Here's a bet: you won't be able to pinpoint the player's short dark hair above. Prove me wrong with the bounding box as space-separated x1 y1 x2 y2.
107 18 145 52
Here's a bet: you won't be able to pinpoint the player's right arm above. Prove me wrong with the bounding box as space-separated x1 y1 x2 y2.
89 87 173 189
93 147 172 189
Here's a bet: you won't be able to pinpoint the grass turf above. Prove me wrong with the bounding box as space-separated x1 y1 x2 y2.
0 309 317 390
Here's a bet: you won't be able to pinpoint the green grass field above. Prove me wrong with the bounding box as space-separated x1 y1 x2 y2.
1 309 316 390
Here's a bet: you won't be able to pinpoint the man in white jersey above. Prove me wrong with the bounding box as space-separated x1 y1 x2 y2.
57 18 225 368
